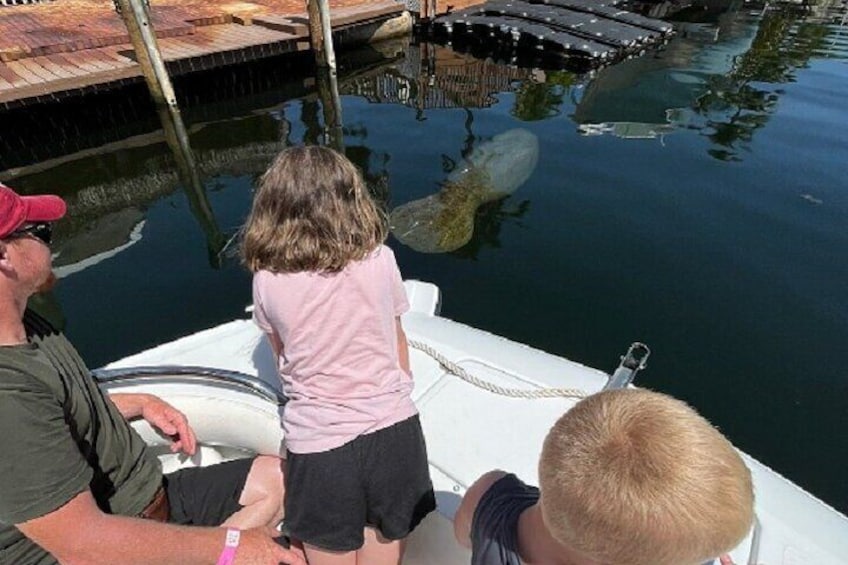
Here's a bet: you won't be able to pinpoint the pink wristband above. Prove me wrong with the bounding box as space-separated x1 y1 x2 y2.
216 528 240 565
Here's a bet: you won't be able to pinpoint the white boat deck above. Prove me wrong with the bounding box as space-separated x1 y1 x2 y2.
104 281 848 565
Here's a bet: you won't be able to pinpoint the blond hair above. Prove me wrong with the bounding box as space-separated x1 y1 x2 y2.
539 389 754 565
241 145 387 273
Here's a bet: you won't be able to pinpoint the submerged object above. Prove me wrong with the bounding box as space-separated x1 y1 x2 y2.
390 128 539 253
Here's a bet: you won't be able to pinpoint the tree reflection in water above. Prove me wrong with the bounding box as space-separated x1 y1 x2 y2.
692 8 832 161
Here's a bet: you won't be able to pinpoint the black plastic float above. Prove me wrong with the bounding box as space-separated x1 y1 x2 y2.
427 0 674 67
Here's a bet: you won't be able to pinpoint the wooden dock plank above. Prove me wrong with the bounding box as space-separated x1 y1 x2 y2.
15 58 61 83
159 39 202 60
0 72 17 90
180 23 294 53
5 60 43 85
29 56 79 80
252 15 310 36
162 33 226 59
330 1 404 26
228 26 284 46
97 47 137 66
0 65 143 106
54 50 112 74
45 53 92 78
74 48 117 71
77 51 117 73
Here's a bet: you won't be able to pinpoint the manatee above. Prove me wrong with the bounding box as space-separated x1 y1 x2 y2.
390 129 539 253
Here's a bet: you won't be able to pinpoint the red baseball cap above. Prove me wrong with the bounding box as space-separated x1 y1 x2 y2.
0 183 67 239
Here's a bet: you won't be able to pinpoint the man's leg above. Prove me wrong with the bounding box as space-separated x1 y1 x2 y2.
165 456 284 529
222 455 284 529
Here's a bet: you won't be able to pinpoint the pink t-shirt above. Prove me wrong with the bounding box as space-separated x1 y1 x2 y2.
252 245 417 454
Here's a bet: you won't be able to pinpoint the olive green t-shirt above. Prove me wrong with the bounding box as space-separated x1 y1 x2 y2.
0 310 162 564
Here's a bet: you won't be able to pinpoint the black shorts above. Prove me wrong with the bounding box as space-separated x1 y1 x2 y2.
164 457 254 525
284 414 436 551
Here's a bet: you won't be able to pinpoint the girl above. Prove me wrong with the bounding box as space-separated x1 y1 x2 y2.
242 146 435 565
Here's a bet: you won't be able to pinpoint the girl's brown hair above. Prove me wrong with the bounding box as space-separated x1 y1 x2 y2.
241 145 388 273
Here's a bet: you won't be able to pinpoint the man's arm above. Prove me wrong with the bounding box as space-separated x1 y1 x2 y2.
109 393 197 455
17 489 305 565
453 470 508 549
110 393 156 419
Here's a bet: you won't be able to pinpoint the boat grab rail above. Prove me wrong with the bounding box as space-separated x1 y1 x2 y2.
92 365 287 406
408 340 650 399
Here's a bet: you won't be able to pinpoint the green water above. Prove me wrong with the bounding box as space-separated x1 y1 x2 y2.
1 4 846 515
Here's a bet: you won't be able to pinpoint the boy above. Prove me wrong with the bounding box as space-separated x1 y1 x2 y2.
454 389 754 565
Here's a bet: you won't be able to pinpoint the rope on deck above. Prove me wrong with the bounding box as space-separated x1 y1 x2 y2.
409 339 587 400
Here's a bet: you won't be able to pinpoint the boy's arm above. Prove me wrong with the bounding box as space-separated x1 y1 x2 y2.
396 317 411 376
17 488 305 564
453 470 508 548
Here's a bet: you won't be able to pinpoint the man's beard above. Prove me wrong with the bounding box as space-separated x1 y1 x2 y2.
37 271 58 294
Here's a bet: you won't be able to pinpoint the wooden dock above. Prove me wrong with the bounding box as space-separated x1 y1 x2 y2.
428 0 674 66
0 0 408 109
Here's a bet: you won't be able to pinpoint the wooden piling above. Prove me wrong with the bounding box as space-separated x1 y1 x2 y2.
112 0 178 108
306 0 326 66
307 0 338 71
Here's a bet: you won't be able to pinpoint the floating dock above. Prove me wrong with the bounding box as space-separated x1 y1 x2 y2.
428 0 674 66
0 0 409 109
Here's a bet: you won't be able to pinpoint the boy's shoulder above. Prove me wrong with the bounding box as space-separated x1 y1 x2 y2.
454 470 511 547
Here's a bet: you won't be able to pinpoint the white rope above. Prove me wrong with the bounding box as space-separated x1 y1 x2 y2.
409 339 587 400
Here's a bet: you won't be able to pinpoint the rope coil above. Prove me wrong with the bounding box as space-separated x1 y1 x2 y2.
409 339 587 400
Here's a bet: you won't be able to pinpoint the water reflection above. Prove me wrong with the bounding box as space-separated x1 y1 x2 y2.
316 66 345 152
52 209 146 280
688 8 840 160
340 42 536 111
155 105 227 267
571 2 847 156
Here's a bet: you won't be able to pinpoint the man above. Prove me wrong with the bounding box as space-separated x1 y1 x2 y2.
0 183 305 565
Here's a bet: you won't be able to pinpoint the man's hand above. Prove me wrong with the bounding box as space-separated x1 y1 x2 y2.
235 527 307 565
109 393 197 455
140 396 197 456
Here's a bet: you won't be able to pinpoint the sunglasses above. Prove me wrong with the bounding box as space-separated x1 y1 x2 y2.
8 222 53 246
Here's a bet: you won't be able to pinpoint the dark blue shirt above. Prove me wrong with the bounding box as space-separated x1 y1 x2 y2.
471 473 540 565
